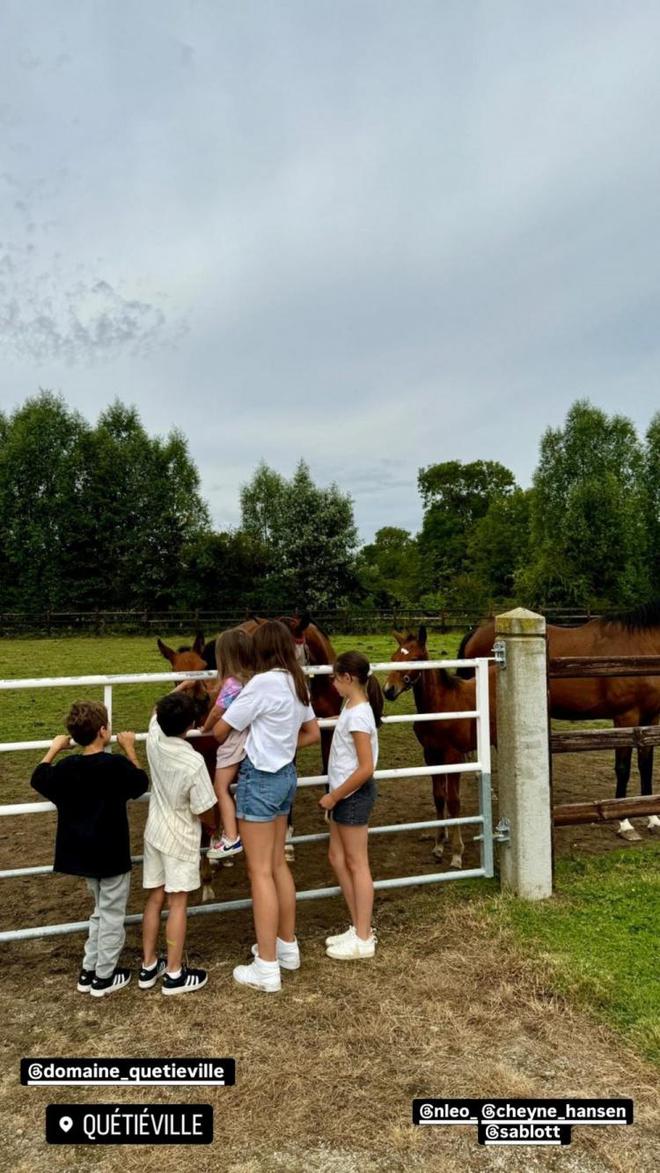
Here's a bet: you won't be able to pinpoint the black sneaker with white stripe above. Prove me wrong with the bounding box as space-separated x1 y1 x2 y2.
77 967 95 993
161 965 208 996
90 967 132 998
138 957 167 990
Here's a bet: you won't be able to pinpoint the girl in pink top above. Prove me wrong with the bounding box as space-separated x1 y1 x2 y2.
201 628 254 860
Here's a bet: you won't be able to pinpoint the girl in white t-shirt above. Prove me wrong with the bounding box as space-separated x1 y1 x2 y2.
320 650 383 961
212 620 320 992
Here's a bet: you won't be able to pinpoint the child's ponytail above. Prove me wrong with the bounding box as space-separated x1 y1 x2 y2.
333 650 383 728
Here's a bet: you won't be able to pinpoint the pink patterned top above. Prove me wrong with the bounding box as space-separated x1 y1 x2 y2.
215 676 243 713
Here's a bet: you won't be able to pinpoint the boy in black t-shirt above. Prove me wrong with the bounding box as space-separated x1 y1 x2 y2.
31 700 149 997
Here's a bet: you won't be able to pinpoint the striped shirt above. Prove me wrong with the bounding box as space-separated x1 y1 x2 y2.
145 714 217 863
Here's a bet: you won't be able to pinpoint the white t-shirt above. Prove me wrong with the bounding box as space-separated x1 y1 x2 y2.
223 669 316 772
327 701 379 792
145 714 217 862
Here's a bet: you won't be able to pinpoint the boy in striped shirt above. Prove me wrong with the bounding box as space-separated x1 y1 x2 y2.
140 683 217 996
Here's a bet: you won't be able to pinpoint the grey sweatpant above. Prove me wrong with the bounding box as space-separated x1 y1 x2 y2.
82 872 131 979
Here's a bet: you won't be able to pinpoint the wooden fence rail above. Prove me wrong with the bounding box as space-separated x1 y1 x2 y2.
552 726 660 753
553 794 660 827
549 655 660 678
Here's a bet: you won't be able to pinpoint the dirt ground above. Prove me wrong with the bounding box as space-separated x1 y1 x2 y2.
1 890 658 1173
1 742 659 1171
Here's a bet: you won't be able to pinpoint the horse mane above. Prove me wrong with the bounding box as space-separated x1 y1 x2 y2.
455 623 481 679
303 621 335 664
602 600 660 632
438 667 462 691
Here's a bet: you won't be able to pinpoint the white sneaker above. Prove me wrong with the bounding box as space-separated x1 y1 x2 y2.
325 925 355 947
326 933 376 960
233 959 281 993
325 925 377 947
251 936 300 970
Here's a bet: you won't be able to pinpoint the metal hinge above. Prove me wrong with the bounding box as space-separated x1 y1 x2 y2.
493 639 506 668
493 816 511 845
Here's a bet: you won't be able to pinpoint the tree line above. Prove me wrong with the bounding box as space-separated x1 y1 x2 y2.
0 393 658 616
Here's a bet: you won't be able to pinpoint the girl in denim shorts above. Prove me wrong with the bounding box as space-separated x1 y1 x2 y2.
212 621 320 992
319 651 383 961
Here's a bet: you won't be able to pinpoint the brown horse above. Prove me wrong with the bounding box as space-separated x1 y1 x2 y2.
383 626 497 868
458 604 660 839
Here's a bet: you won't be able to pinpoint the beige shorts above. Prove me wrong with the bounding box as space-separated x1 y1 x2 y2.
215 727 248 769
142 839 200 893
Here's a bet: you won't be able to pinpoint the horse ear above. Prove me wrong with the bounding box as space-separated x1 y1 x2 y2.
418 625 427 646
157 638 176 664
193 631 205 656
392 630 405 645
297 610 311 634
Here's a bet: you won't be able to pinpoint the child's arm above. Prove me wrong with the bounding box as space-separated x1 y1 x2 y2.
297 718 321 750
212 716 232 744
319 732 373 811
30 734 72 798
116 731 141 769
201 700 226 734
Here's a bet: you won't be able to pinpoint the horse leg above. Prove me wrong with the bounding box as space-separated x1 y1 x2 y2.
444 752 464 870
423 746 447 858
638 716 660 833
199 823 217 902
614 715 643 841
431 775 448 860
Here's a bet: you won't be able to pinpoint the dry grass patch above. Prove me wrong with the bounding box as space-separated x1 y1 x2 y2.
1 887 658 1173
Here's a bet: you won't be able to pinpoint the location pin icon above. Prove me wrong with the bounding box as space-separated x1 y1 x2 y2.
59 1116 73 1133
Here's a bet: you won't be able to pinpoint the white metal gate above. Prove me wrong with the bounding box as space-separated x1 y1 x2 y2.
0 658 493 942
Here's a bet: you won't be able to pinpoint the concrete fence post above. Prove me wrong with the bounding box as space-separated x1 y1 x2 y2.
495 608 553 900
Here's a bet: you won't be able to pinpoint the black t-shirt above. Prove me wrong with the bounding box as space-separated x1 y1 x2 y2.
31 751 149 878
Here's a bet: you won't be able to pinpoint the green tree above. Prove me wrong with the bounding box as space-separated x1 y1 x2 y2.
417 459 518 603
0 392 87 609
180 530 273 611
644 413 660 594
0 394 210 610
356 527 420 607
240 460 358 610
467 488 532 601
518 400 650 608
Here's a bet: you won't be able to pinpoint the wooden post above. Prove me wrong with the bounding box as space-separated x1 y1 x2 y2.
495 608 553 900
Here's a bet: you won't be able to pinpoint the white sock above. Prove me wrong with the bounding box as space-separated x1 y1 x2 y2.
167 968 182 979
254 955 279 970
277 936 298 951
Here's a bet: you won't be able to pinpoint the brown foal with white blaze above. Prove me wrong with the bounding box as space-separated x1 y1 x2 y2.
383 626 497 869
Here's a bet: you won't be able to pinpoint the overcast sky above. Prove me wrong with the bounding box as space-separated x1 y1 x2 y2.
1 1 659 541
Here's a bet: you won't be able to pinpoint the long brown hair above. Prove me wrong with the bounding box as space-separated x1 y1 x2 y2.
252 620 310 705
334 650 383 727
215 627 254 685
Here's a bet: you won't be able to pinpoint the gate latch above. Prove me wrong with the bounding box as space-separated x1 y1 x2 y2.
493 816 511 845
493 639 506 668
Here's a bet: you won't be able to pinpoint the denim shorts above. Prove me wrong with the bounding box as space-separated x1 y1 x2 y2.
331 779 377 826
235 756 297 823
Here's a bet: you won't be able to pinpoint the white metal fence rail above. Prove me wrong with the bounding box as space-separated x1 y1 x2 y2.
0 659 493 941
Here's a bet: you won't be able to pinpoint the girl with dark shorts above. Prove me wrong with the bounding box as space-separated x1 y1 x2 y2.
319 651 383 960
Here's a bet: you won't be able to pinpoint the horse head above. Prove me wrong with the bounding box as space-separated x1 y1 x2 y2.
156 636 216 723
277 611 314 665
383 626 428 701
